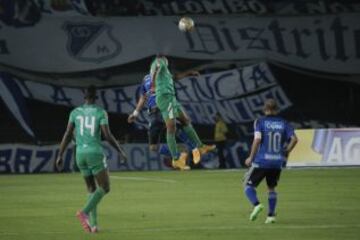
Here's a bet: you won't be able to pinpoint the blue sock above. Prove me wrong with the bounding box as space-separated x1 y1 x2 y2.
244 185 259 206
177 128 196 150
159 144 172 157
268 191 277 216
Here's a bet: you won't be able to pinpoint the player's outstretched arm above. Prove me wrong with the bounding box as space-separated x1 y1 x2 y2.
174 69 200 81
56 122 75 171
128 94 146 123
101 125 127 161
151 61 161 83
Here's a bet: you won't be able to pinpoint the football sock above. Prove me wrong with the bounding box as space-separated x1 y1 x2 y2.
268 191 277 216
245 185 260 206
177 128 196 150
82 187 106 214
166 132 180 160
159 144 172 157
183 125 203 147
87 193 97 227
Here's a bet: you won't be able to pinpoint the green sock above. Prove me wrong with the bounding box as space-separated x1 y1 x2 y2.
82 187 105 214
183 125 203 147
90 205 97 227
87 194 98 227
167 132 179 160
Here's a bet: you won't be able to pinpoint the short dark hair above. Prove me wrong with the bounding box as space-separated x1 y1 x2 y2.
84 85 97 100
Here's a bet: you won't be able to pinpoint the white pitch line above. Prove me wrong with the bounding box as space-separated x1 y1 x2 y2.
114 224 360 232
0 232 19 236
110 176 178 184
1 224 359 236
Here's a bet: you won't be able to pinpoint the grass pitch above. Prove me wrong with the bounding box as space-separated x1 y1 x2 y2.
0 168 359 240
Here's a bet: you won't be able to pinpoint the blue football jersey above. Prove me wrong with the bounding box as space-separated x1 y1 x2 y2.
141 75 157 109
253 115 295 168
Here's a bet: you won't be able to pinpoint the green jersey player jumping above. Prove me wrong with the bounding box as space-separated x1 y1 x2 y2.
150 55 216 170
56 86 127 233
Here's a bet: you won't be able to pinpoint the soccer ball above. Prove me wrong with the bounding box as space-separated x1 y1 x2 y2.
178 17 195 32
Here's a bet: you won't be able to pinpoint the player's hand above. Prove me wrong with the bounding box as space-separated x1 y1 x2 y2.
282 160 288 168
118 152 127 164
55 156 63 171
284 150 289 158
121 152 127 162
245 157 252 167
127 114 136 123
283 151 289 168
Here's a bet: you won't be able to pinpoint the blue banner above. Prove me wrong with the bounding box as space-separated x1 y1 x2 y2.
0 63 292 137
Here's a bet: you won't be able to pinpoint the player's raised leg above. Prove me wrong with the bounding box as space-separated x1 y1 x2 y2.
176 125 201 164
165 117 189 170
177 110 216 160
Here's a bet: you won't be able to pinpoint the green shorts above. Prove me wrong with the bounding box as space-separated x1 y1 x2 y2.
156 94 182 120
76 151 107 177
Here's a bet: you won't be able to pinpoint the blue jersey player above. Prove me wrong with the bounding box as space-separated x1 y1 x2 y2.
244 99 298 223
128 73 201 168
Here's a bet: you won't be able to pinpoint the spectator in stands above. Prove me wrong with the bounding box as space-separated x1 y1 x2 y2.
214 113 228 169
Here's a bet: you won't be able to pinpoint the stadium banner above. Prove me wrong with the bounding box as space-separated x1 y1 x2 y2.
289 128 360 166
0 63 292 137
4 1 360 19
0 141 246 173
1 128 359 174
114 0 360 16
0 143 167 173
0 14 359 73
34 0 90 16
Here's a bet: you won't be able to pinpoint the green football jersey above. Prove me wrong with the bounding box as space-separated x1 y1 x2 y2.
69 104 108 154
150 57 175 96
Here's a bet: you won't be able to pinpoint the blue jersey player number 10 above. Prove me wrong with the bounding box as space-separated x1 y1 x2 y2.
243 99 298 224
254 120 294 164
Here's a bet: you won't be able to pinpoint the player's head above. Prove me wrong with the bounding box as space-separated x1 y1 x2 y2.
84 85 97 102
156 54 168 66
263 98 278 115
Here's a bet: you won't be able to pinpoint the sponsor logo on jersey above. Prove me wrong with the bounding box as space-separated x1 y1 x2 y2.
264 153 282 160
265 121 284 130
